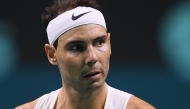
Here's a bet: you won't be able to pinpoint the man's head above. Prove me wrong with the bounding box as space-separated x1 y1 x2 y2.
43 0 111 91
42 0 101 48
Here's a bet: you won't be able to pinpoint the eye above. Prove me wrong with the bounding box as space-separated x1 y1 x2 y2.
70 44 84 51
94 40 105 46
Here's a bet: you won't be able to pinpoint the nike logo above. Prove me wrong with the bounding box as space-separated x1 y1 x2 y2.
72 11 92 20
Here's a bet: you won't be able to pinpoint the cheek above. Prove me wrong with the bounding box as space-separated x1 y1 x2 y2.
57 52 83 75
98 47 111 70
99 43 111 58
57 57 78 82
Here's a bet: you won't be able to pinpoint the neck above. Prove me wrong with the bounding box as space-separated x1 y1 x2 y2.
55 83 107 109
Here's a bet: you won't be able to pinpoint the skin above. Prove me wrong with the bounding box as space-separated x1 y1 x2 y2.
15 24 155 109
49 24 111 109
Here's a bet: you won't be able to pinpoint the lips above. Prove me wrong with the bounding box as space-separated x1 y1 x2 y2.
83 72 101 78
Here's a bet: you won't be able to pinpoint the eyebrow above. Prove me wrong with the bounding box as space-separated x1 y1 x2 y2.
93 35 107 41
65 40 85 48
65 34 108 47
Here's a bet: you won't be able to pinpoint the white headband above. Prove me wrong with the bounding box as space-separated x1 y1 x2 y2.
47 6 107 45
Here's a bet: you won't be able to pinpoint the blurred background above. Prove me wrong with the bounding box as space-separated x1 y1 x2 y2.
0 0 190 108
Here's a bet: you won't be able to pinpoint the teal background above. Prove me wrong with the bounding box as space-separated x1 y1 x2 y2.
0 0 190 108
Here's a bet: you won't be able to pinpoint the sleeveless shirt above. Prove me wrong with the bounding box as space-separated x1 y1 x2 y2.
34 85 132 109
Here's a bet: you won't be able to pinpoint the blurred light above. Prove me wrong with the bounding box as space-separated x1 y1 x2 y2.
158 1 190 83
0 20 19 81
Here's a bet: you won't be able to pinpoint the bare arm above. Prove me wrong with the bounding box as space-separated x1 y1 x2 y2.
15 98 39 109
126 96 156 109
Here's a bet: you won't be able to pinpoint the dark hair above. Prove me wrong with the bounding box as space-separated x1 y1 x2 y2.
42 0 101 48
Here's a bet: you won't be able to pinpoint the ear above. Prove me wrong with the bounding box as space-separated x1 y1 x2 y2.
107 32 111 54
44 44 57 65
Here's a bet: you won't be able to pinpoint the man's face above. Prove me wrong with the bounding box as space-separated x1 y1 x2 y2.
54 24 111 91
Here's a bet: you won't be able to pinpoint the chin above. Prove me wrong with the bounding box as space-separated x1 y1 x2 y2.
85 80 105 92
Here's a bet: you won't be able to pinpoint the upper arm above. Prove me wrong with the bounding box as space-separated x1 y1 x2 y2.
126 96 156 109
15 98 39 109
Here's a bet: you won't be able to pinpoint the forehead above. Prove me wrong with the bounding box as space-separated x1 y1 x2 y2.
58 24 107 41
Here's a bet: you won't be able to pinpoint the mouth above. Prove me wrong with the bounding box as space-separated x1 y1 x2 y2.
83 72 101 80
84 72 100 77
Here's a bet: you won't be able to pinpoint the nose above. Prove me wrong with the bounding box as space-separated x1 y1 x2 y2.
85 46 98 67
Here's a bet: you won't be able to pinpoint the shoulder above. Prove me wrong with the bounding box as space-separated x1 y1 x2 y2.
14 98 39 109
126 96 156 109
15 88 61 109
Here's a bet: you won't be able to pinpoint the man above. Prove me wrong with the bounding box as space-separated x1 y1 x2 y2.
16 0 156 108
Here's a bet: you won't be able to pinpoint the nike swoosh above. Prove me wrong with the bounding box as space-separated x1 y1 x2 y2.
72 11 92 20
